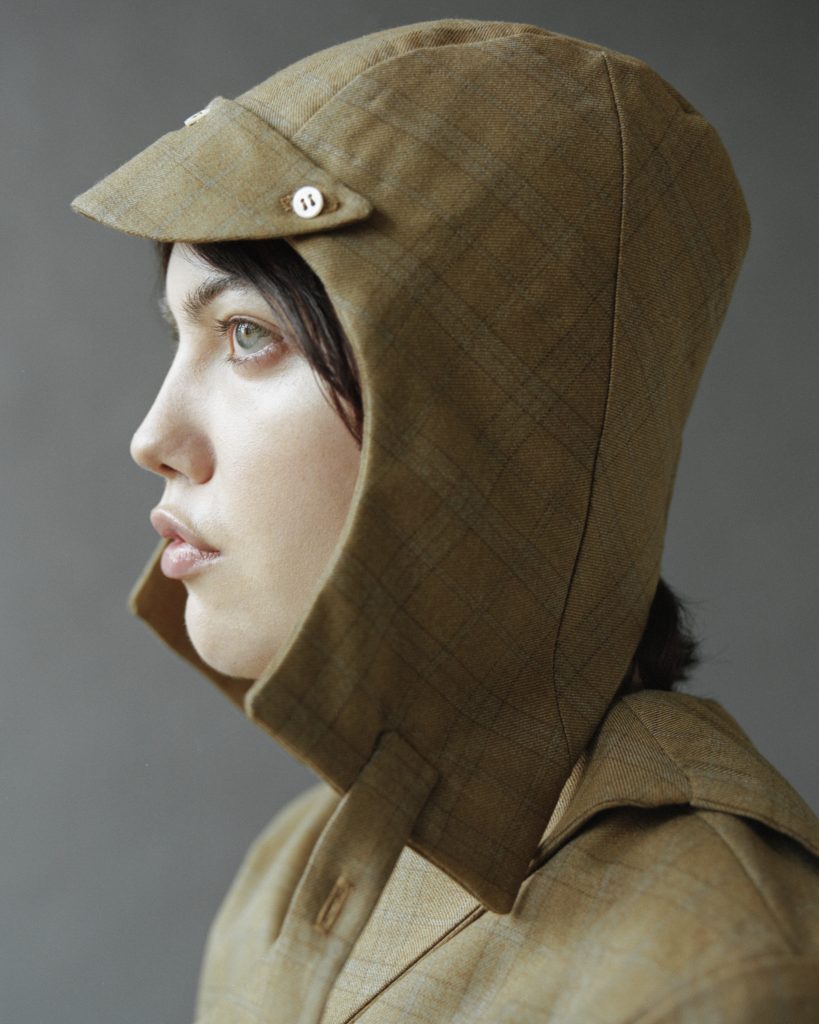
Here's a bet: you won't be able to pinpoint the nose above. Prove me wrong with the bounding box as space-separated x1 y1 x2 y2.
130 366 214 484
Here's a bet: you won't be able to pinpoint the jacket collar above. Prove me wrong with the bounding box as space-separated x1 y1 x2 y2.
534 689 819 866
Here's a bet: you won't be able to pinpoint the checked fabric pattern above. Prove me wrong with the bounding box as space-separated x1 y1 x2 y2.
68 19 819 1024
78 17 751 910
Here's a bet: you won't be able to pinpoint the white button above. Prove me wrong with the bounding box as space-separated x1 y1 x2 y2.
291 185 325 218
183 106 211 126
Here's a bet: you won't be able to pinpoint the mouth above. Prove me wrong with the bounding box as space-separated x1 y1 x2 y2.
150 507 221 580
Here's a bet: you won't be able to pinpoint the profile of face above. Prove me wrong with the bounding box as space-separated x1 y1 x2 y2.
130 243 363 680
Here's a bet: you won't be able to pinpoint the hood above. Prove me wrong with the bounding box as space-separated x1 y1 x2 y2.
71 17 750 923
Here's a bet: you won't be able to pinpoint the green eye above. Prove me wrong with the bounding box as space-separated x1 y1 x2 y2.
215 315 284 365
233 320 269 353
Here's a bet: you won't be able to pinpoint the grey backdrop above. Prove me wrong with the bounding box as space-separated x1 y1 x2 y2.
2 1 817 1021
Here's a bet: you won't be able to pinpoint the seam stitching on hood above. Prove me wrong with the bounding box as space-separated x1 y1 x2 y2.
551 49 625 760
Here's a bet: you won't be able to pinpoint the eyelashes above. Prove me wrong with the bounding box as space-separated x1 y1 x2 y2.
161 314 288 369
214 316 287 367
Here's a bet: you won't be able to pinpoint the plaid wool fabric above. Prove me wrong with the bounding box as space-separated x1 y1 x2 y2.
71 18 819 1023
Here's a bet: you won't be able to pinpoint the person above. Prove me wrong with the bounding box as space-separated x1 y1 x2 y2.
71 17 819 1024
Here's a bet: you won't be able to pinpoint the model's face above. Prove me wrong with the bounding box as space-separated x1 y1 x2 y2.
130 243 362 679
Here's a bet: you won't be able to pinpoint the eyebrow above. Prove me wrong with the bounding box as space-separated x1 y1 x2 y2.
157 273 256 330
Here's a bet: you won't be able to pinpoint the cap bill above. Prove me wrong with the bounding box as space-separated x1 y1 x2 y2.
70 95 373 242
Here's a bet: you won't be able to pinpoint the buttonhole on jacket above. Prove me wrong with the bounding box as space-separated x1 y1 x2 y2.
313 874 354 935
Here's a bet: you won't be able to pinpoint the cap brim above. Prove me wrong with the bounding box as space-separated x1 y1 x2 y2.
70 95 373 242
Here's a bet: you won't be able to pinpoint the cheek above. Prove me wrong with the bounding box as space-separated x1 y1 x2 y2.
187 365 361 680
214 366 361 603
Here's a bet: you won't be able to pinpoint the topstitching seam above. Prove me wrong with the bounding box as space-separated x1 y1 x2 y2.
551 48 625 758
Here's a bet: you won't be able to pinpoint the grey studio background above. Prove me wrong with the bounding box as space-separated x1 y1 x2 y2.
2 1 817 1021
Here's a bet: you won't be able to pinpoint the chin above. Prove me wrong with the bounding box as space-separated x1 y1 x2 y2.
184 595 273 681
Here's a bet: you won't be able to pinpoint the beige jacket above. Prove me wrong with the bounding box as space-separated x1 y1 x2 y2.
197 691 819 1023
70 18 819 1023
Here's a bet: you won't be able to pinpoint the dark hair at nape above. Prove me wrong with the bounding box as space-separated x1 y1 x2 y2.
617 576 703 696
156 238 363 447
155 238 701 696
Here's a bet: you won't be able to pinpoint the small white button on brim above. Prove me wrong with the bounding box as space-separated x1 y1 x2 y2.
291 185 325 219
183 106 211 126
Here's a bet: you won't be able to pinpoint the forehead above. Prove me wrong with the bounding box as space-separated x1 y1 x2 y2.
164 243 223 296
161 245 261 324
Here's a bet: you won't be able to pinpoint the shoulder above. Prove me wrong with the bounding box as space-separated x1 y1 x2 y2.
195 780 340 1017
538 801 819 954
630 952 819 1023
493 691 819 1020
461 804 819 1021
240 779 341 874
212 779 340 927
362 802 819 1023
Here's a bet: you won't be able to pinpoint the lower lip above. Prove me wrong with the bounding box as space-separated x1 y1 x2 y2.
160 538 221 580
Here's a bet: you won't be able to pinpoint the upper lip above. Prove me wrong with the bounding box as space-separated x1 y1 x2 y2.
150 507 220 553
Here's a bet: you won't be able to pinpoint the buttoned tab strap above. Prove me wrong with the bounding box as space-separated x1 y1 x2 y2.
200 731 438 1024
